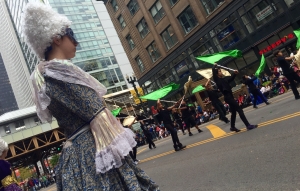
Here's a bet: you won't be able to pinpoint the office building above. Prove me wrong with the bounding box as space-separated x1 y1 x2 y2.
0 0 34 110
0 53 18 115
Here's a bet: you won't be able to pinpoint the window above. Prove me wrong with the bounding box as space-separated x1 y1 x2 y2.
136 56 145 72
128 0 139 16
150 1 165 24
247 1 276 28
5 126 10 134
170 0 178 6
200 0 224 14
137 18 149 38
15 120 25 131
161 26 178 49
147 41 161 62
126 35 135 50
111 0 119 12
118 15 126 29
177 6 198 34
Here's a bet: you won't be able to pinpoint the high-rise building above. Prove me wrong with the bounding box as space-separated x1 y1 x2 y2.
105 0 300 98
0 0 34 109
0 53 18 115
47 0 130 94
3 0 133 96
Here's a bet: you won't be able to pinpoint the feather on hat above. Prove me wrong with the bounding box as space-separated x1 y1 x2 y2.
22 2 72 59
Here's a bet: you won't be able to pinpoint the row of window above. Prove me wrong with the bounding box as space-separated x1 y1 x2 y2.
72 22 101 31
66 14 99 23
75 56 118 72
90 68 125 88
76 40 109 51
75 31 105 41
73 47 113 62
55 5 94 14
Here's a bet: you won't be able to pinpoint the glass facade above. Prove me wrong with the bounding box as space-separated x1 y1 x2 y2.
0 54 18 115
5 0 40 73
5 0 127 94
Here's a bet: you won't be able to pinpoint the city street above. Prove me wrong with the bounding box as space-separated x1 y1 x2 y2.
42 90 300 191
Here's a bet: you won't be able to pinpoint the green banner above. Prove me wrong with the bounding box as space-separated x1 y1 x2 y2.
192 85 205 94
255 54 266 77
140 83 180 100
195 49 242 64
111 107 122 117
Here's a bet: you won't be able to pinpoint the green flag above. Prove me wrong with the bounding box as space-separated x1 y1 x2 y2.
255 54 266 77
111 107 122 117
195 49 242 64
294 29 300 49
140 83 180 100
192 85 205 94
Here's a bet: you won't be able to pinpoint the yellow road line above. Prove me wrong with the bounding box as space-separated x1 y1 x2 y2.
139 111 300 163
206 124 227 138
137 148 146 154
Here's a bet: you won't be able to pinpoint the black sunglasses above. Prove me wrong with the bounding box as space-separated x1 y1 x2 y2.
65 28 79 45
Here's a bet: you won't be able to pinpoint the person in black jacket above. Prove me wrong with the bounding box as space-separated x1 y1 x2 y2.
205 79 229 123
136 115 156 150
273 49 300 99
212 63 257 132
157 100 186 151
242 75 270 108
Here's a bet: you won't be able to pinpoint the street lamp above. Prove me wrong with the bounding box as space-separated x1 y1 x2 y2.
126 74 146 114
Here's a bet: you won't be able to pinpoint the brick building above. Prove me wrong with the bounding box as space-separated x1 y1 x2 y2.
105 0 300 102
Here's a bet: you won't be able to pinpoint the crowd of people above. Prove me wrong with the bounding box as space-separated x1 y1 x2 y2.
20 173 56 191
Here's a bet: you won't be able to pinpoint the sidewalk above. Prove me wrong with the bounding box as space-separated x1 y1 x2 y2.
39 184 56 191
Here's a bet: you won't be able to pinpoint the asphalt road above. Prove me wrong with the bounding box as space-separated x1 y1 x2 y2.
43 90 300 191
137 90 300 191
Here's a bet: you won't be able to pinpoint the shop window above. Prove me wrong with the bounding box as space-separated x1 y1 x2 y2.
126 35 135 50
137 18 149 38
243 50 258 65
175 59 190 79
161 26 178 50
248 1 276 28
118 15 126 29
170 0 178 6
111 0 119 12
241 14 255 33
128 0 140 16
238 7 245 16
177 6 198 34
218 21 245 49
150 1 165 24
147 41 161 62
214 14 236 33
135 56 145 72
272 0 284 14
234 57 247 69
200 0 225 15
257 41 269 52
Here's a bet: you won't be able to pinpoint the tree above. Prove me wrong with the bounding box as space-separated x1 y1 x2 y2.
19 167 32 181
49 154 60 168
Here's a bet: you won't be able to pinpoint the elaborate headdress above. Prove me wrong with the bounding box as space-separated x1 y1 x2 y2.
22 2 72 59
0 137 8 156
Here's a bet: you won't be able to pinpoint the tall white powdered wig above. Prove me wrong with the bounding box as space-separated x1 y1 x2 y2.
0 137 8 156
22 2 72 59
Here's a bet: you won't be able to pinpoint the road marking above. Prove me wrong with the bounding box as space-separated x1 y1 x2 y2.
139 111 300 163
206 124 226 138
137 148 146 154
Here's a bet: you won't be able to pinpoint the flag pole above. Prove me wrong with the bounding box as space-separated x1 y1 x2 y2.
160 100 177 103
216 64 235 72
